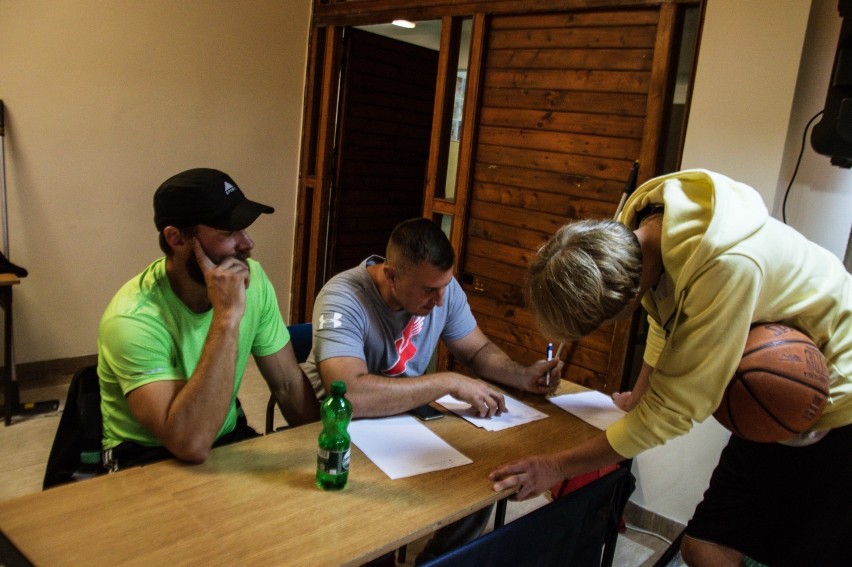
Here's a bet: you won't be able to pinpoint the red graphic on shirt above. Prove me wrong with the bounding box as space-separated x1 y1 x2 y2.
383 316 425 376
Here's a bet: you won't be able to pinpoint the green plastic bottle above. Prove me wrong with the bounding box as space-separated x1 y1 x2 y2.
316 380 352 490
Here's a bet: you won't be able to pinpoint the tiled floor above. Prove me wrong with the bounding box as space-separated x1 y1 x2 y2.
1 362 673 565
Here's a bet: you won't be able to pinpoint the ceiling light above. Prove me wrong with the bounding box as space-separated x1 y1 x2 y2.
392 20 416 29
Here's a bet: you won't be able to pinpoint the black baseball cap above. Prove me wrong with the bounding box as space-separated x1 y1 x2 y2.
153 168 274 231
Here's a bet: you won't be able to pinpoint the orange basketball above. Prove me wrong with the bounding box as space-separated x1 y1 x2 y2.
713 323 830 443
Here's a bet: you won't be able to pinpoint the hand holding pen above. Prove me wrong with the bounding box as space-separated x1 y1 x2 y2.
522 343 561 394
532 342 561 395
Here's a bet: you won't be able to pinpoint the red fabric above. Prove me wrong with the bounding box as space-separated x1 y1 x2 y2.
550 464 620 499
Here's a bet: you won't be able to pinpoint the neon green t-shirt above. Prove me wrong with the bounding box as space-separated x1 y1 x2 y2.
98 257 288 450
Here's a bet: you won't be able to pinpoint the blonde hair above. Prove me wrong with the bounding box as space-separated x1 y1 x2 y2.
526 219 642 342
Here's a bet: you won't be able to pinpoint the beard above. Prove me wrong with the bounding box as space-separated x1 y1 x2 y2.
185 249 252 286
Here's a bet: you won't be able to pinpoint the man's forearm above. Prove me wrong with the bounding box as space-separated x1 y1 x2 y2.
557 432 625 477
319 353 508 418
160 316 240 460
341 373 452 418
489 431 626 500
467 341 525 387
273 374 321 427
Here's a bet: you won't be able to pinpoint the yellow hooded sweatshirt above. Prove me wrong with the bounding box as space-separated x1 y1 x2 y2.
606 169 852 458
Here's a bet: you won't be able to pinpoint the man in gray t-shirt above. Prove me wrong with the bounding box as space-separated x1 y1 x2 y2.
304 253 475 389
302 218 563 564
303 218 562 416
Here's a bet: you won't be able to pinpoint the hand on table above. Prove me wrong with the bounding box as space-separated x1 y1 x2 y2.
489 454 565 501
448 375 507 418
612 390 638 411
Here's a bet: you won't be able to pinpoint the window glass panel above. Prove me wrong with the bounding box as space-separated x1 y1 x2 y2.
438 18 472 200
659 6 700 173
434 213 453 241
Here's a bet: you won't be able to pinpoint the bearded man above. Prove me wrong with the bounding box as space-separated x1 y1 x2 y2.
98 168 318 471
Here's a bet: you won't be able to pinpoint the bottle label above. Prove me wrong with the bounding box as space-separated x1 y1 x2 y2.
317 448 351 475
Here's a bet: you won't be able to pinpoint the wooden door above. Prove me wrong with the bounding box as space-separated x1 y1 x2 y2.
456 7 678 393
327 29 438 277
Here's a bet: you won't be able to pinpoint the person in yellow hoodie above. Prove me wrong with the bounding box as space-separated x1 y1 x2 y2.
490 169 852 566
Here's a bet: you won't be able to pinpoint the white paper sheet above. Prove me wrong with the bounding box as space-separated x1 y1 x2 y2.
548 390 626 430
349 415 472 479
435 393 549 431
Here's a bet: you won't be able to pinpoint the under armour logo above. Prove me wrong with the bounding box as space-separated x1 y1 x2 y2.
319 312 343 329
224 181 236 195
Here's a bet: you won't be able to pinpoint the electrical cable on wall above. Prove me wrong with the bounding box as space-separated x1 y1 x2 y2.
782 110 824 224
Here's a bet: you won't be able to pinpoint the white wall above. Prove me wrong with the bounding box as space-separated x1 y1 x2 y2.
0 0 312 364
777 1 852 256
630 0 852 525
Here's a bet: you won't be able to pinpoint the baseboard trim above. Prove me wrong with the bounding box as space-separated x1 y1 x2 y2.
2 354 97 388
624 501 686 543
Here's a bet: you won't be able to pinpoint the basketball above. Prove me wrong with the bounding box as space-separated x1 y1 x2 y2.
713 323 830 443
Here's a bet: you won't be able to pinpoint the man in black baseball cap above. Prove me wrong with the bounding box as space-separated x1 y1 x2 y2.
153 168 274 232
95 168 318 473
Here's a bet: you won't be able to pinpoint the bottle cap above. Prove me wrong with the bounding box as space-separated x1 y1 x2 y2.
330 380 347 395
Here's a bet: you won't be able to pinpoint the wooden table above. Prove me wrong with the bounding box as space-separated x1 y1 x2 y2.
0 382 602 566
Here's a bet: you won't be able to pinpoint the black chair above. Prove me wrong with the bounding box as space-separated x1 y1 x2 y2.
419 466 635 567
42 365 105 489
265 322 313 433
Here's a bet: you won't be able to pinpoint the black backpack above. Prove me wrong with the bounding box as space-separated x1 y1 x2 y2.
42 365 105 489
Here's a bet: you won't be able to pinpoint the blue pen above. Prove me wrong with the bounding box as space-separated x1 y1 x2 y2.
546 342 553 386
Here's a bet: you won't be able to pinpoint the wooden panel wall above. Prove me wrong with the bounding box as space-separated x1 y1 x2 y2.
460 9 660 392
328 29 438 275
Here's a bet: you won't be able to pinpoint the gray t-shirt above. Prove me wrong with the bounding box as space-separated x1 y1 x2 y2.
303 255 477 395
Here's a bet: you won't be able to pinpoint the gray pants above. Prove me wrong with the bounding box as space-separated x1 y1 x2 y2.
415 503 494 564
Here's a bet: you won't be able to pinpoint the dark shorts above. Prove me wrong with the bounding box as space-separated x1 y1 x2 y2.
105 409 260 471
685 423 852 566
